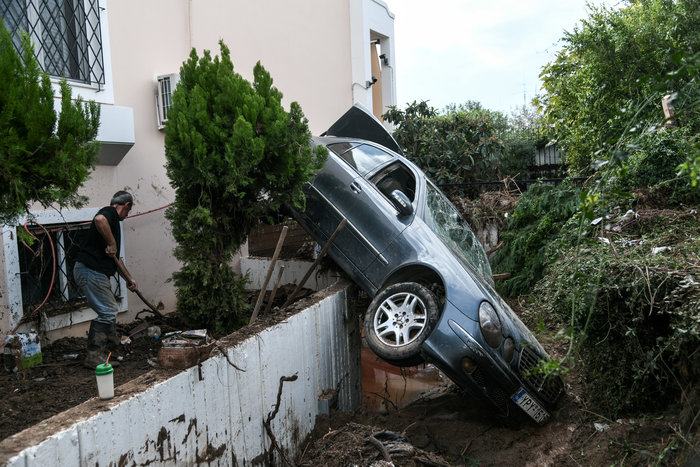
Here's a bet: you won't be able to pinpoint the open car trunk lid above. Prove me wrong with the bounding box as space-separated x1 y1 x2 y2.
321 103 404 155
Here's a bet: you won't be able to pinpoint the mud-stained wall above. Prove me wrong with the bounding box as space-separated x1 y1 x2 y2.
0 281 361 466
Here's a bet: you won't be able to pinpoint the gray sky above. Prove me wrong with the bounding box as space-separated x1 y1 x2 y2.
389 0 614 114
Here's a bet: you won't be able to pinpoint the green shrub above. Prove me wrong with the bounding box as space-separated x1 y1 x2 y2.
383 101 505 185
623 128 699 204
537 0 697 175
491 181 581 297
534 212 700 417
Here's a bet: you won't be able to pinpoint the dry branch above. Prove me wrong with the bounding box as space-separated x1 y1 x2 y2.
263 374 299 466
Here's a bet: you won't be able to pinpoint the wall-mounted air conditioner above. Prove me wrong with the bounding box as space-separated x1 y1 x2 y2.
155 73 179 130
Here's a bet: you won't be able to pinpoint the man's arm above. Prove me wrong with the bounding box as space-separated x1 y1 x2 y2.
94 214 117 257
116 258 139 292
95 213 138 292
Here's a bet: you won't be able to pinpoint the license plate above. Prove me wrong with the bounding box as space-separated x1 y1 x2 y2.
512 388 549 423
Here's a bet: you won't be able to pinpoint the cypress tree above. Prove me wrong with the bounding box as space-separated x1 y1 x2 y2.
164 41 326 332
0 19 100 225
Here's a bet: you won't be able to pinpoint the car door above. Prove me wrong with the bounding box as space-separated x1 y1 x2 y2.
307 143 413 272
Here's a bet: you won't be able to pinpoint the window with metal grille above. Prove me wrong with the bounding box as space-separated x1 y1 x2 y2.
18 223 122 316
1 0 105 85
156 73 179 129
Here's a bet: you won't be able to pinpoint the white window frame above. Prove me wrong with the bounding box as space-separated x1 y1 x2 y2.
2 208 128 333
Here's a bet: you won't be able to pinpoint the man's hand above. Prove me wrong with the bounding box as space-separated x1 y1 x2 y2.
105 242 117 258
127 279 138 292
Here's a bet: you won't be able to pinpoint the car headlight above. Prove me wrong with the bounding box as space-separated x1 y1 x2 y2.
479 301 502 348
503 337 515 363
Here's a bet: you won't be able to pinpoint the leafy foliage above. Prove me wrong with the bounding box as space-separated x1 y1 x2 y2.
490 181 581 297
384 101 548 191
164 41 326 333
537 0 698 175
614 127 699 204
383 101 506 185
482 0 699 425
533 211 700 416
0 19 100 225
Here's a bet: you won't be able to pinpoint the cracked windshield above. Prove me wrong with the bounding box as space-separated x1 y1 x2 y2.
424 181 492 282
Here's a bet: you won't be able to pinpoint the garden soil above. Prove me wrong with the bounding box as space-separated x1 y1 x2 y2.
1 292 697 465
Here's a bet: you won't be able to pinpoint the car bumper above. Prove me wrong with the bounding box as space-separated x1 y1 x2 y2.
421 301 561 422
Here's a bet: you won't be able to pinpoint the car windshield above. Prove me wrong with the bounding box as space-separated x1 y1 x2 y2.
424 181 493 283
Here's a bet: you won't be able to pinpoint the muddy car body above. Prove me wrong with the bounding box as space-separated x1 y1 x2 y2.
292 104 563 423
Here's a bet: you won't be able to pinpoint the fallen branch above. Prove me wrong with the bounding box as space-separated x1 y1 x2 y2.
366 434 392 462
214 344 246 372
402 421 417 434
460 439 473 456
263 374 298 466
486 241 504 256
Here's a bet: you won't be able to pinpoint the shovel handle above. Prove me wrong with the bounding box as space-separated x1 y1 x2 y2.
112 257 164 319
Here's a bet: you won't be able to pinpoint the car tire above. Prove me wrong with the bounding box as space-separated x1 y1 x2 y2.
364 282 440 367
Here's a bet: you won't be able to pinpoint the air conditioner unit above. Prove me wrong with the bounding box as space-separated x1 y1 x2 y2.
155 73 180 130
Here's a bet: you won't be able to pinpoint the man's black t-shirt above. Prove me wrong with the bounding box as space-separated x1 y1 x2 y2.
75 206 121 276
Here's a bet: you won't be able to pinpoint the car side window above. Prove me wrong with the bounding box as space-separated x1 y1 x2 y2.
327 142 358 156
334 144 394 176
369 162 416 203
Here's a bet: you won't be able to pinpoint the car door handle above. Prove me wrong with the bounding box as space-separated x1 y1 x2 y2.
350 182 362 194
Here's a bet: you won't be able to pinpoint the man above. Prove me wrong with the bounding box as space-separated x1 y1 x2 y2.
73 191 139 368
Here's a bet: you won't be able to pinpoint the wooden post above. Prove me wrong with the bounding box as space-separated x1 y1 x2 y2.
263 265 286 316
662 94 676 128
280 219 347 310
250 226 288 325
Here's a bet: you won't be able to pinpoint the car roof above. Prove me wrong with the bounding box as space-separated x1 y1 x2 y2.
321 103 404 156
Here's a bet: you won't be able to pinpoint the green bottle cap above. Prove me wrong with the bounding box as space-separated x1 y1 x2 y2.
95 363 114 375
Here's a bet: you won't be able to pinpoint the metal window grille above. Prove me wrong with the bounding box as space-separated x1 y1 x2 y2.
1 0 105 85
18 224 122 317
159 76 173 121
156 74 178 128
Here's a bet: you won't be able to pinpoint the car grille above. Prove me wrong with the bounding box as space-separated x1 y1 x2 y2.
518 346 564 405
488 386 508 411
470 367 487 387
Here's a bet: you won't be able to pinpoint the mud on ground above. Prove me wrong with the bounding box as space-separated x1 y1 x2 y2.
1 320 166 441
300 351 696 466
299 298 699 467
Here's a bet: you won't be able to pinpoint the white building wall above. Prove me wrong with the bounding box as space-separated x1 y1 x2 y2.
350 0 396 118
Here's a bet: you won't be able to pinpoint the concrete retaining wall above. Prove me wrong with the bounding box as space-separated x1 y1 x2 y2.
0 281 361 466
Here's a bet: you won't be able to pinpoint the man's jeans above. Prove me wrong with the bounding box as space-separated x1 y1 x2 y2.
73 262 118 324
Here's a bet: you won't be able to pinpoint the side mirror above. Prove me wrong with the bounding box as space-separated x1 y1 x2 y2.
390 190 414 217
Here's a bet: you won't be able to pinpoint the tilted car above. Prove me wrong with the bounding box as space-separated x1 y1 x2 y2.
291 104 563 423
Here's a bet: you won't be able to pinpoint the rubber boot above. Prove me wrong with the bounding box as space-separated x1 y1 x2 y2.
83 321 120 369
106 322 121 348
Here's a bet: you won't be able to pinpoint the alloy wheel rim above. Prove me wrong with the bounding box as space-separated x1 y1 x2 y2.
373 292 427 347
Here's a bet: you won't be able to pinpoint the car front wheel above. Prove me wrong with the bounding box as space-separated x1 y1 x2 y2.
364 282 439 367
